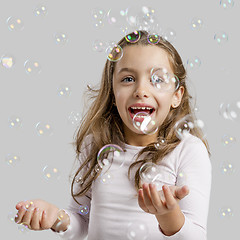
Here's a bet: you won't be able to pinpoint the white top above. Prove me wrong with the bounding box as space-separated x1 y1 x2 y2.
52 133 212 240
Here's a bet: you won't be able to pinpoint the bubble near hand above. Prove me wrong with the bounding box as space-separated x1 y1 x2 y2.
126 220 149 240
97 144 124 175
133 111 158 135
151 67 179 92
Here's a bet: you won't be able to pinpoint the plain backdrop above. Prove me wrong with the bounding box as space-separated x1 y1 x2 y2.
1 0 240 239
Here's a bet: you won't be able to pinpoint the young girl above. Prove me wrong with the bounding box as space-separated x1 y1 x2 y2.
15 30 212 240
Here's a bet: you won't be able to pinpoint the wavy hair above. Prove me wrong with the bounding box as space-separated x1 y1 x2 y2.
69 30 211 204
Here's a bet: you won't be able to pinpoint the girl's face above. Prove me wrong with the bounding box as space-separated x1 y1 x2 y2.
112 45 184 146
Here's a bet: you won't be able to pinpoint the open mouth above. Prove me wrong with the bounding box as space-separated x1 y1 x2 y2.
128 107 155 121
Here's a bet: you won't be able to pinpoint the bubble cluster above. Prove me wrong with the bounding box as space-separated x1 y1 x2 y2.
6 16 24 31
35 122 53 136
24 59 41 74
42 165 61 181
126 220 149 240
97 144 124 175
0 54 15 69
214 31 228 44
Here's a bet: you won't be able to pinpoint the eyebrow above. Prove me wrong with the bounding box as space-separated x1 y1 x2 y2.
117 67 172 75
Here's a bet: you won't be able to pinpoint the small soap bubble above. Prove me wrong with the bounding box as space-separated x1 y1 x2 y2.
97 144 124 175
42 165 61 181
226 100 240 121
219 102 231 120
125 31 141 43
126 220 149 240
78 205 89 215
191 17 203 30
18 223 30 234
106 44 123 62
126 6 142 27
219 206 234 218
220 0 234 9
34 5 48 16
8 115 22 128
177 171 188 185
92 39 108 52
68 111 81 125
5 153 21 166
147 33 161 44
24 59 41 74
132 112 158 135
221 134 236 146
6 16 24 31
214 31 228 44
54 32 69 45
186 56 201 69
107 8 127 27
57 84 71 97
151 67 179 92
162 28 176 43
142 6 156 19
93 19 104 29
91 8 105 21
99 173 114 184
35 122 53 136
8 211 18 223
174 114 194 140
1 54 15 69
220 161 235 174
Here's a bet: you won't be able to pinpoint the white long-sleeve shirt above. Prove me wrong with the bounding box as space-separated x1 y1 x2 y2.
52 133 212 240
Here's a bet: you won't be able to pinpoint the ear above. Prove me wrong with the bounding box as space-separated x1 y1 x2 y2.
171 86 184 108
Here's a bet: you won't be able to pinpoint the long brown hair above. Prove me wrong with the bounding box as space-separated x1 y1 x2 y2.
69 30 211 205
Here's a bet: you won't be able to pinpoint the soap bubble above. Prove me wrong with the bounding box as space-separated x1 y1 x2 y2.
219 206 234 218
24 59 41 74
97 144 124 175
1 54 15 69
57 84 71 97
147 33 161 44
91 8 106 21
34 5 48 16
191 17 203 30
186 56 201 69
42 165 61 181
125 31 141 43
132 111 158 135
151 67 179 92
106 44 123 62
6 16 24 31
78 205 89 215
36 122 53 136
225 100 240 121
126 220 149 240
162 28 176 43
221 134 236 146
68 111 81 125
219 102 232 120
220 161 235 175
220 0 234 9
5 153 21 166
214 31 228 44
107 8 127 27
8 115 22 129
92 39 108 52
54 32 69 45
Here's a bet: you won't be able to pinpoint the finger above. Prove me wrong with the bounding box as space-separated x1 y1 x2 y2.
16 201 25 210
40 210 48 229
149 183 163 210
21 204 35 227
142 183 157 213
30 208 41 230
15 206 26 224
163 185 176 210
138 189 149 212
176 185 190 199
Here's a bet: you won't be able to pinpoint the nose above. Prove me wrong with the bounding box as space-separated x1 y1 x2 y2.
133 79 150 98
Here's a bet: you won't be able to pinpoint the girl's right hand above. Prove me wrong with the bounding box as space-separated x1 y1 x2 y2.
15 199 60 231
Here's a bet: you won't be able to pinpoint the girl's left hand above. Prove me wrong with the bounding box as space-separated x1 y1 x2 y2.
138 183 189 216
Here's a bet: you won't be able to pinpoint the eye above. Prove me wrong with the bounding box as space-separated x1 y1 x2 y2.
122 76 134 82
151 75 164 84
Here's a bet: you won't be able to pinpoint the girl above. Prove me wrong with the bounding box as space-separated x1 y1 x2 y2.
15 30 212 240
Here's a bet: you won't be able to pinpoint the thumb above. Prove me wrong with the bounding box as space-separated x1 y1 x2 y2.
176 185 190 199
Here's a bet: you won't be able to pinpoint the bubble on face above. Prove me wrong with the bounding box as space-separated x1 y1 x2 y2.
24 59 41 74
42 165 61 181
225 100 240 121
125 31 141 43
186 56 201 69
68 111 81 125
5 153 21 166
219 206 234 218
214 31 228 44
147 33 161 44
1 54 15 69
221 134 236 146
54 32 69 45
8 115 22 128
220 161 235 175
191 17 203 30
126 220 149 240
35 122 53 136
97 144 124 175
151 67 179 92
34 5 48 16
162 28 176 43
57 84 71 97
6 16 24 31
106 44 123 62
132 111 158 135
220 0 234 9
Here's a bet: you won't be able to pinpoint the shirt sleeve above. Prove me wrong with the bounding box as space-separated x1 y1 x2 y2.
159 136 212 240
51 134 93 240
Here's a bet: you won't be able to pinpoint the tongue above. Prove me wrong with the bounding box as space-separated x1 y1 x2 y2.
133 109 151 115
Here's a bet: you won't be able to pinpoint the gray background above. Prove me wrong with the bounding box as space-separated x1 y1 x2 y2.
1 0 239 239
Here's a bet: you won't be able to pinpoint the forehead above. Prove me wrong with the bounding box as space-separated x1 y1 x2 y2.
114 45 173 74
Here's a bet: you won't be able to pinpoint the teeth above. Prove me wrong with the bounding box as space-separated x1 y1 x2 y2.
131 107 153 110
